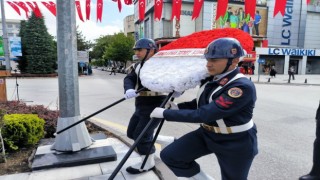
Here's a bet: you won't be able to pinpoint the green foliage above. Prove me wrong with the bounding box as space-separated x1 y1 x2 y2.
90 35 114 62
20 13 57 74
0 101 59 138
102 33 135 65
0 110 6 163
2 114 45 151
17 20 28 73
77 26 92 51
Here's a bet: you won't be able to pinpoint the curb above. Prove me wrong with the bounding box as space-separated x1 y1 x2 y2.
88 119 178 180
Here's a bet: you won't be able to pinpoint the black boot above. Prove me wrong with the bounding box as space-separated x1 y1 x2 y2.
299 174 320 180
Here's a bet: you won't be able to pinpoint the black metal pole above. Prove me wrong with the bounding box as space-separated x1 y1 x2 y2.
140 96 175 169
108 92 174 180
55 88 145 135
15 71 19 101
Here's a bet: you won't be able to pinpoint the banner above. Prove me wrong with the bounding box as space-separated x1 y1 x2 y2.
97 0 103 22
245 0 256 19
14 1 30 18
154 0 163 21
75 1 84 22
273 0 287 17
0 37 4 57
9 37 22 57
86 0 91 20
216 0 228 20
171 0 182 20
139 0 145 21
7 1 21 16
42 1 56 16
192 0 204 20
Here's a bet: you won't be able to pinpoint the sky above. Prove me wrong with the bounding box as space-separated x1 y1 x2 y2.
3 0 134 42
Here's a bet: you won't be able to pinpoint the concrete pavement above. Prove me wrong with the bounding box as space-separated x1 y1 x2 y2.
1 72 320 180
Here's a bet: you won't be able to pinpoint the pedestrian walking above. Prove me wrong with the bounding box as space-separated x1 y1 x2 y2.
150 38 258 180
270 65 277 78
299 101 320 180
289 65 295 80
109 66 116 75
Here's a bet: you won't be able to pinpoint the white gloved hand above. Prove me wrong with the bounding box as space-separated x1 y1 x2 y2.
172 91 183 98
124 89 139 99
168 101 179 110
150 107 165 118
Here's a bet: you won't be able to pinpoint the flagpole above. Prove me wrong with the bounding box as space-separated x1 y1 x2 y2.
0 0 11 72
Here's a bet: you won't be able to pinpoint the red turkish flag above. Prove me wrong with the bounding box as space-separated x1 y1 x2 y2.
139 0 145 22
26 2 42 18
124 0 132 5
273 0 287 17
113 0 122 12
7 1 21 16
171 0 182 20
307 0 311 4
192 0 204 20
215 0 228 20
14 1 29 18
97 0 103 22
154 0 163 21
75 1 84 22
245 0 256 19
42 1 56 16
86 0 91 20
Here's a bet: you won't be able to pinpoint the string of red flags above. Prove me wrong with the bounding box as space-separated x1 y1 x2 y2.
75 1 84 22
97 0 103 22
192 0 204 20
154 0 163 21
138 0 145 22
244 0 256 19
273 0 287 17
26 2 42 18
215 0 228 20
4 0 315 23
171 0 182 20
6 1 21 16
15 1 30 18
86 0 90 20
41 1 56 16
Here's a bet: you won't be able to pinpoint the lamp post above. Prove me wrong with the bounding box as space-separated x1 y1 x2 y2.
0 0 11 72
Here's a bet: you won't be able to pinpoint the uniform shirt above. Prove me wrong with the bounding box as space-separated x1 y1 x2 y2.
124 61 166 106
163 68 257 127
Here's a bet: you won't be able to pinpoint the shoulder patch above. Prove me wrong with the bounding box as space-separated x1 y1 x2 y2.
228 87 243 98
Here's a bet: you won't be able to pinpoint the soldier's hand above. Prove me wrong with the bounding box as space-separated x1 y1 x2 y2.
150 108 165 118
124 89 139 99
168 101 179 110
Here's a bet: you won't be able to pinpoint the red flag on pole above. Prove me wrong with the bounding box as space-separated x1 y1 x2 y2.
307 0 311 4
192 0 204 20
245 0 256 18
118 0 122 12
26 2 42 18
138 0 145 22
75 1 84 22
154 0 163 21
14 1 29 18
171 0 182 20
7 1 21 16
273 0 287 17
124 0 132 5
42 1 56 16
215 0 228 20
86 0 91 20
97 0 103 22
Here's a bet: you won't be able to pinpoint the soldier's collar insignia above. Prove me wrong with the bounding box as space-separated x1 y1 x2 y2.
228 87 243 98
219 78 228 86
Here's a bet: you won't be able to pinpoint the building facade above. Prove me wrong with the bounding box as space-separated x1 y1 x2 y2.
123 14 135 37
0 19 21 37
133 0 320 74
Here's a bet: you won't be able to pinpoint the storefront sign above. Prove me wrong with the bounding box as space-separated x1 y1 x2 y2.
256 47 320 56
281 0 294 45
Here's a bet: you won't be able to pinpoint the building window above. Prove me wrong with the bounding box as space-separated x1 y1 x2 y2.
7 24 13 28
15 24 20 29
8 33 14 37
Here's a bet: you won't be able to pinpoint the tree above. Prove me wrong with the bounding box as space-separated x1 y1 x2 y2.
17 20 28 73
90 35 114 62
23 13 57 74
102 33 135 67
76 26 92 51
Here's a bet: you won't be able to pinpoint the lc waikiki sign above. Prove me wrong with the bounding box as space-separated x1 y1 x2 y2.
256 47 320 56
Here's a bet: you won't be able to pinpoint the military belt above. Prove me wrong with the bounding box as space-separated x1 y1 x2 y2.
201 119 254 134
139 91 166 96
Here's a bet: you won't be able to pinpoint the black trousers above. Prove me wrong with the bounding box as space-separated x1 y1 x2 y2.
310 119 320 175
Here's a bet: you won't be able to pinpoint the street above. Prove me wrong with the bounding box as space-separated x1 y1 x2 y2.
5 69 320 180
